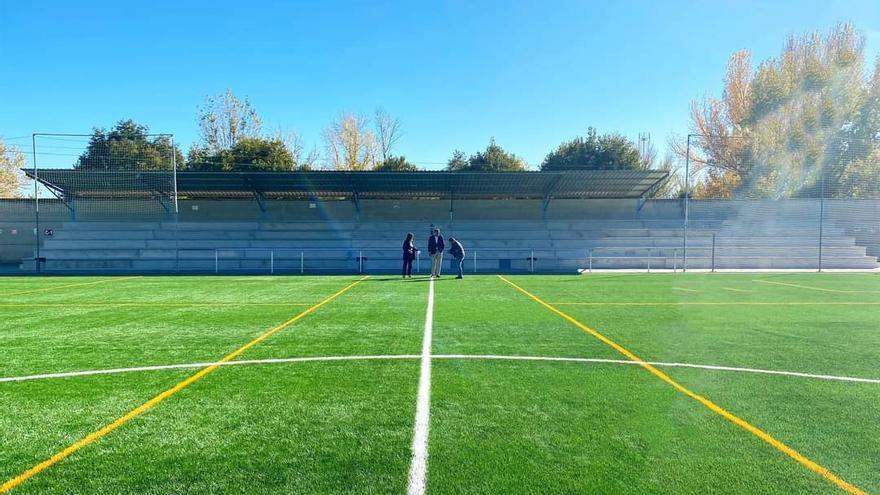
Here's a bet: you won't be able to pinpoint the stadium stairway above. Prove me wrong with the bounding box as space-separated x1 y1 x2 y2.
20 212 877 273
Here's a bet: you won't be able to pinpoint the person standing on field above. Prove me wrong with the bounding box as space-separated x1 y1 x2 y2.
402 232 418 278
448 237 465 279
428 228 445 278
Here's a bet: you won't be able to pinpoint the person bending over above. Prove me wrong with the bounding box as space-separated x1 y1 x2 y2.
448 237 466 279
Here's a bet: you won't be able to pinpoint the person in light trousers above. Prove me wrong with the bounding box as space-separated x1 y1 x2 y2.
427 228 445 278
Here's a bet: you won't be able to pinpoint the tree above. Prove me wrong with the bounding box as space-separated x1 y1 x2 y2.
323 113 377 170
273 128 319 170
679 23 876 198
0 137 26 198
75 120 184 171
446 150 468 171
187 137 299 172
838 147 880 198
374 155 419 172
197 89 262 153
541 128 644 171
446 139 527 172
650 155 684 199
375 108 402 162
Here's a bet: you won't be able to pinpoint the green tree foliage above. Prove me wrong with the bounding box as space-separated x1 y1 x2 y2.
374 155 419 172
189 90 313 171
446 139 527 172
682 23 880 198
446 150 468 171
0 137 26 197
197 89 262 153
541 128 644 171
839 147 880 198
74 120 184 171
187 137 299 172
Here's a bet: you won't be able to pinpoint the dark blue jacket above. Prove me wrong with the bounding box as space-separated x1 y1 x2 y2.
428 235 445 255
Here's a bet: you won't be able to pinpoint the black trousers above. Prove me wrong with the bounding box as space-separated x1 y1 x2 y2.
402 256 414 276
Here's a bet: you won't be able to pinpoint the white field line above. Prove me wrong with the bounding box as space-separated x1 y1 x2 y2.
2 352 878 386
671 287 699 293
407 277 434 495
722 287 751 293
0 355 421 384
431 355 880 384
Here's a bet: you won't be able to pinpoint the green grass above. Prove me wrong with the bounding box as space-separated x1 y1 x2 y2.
0 273 878 494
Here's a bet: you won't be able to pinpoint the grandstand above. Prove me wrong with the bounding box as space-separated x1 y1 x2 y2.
2 169 877 273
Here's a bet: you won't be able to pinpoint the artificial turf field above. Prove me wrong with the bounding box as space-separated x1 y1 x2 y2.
0 273 878 494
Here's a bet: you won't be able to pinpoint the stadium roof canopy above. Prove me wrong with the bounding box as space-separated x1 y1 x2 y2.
25 169 669 200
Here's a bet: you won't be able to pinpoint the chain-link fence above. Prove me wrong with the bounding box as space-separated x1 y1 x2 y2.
677 134 880 271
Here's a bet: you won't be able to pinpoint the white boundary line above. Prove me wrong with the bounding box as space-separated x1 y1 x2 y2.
430 355 880 385
2 352 878 386
0 355 421 384
407 277 434 495
722 287 751 293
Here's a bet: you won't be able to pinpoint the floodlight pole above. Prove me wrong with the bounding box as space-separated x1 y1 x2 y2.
32 134 40 274
683 134 692 272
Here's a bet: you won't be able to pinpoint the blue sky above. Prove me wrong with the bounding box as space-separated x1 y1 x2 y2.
1 0 878 169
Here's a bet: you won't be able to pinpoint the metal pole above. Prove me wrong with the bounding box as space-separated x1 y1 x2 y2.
31 134 40 274
416 251 420 274
270 250 274 275
170 135 179 215
530 249 534 273
673 248 677 272
588 249 592 273
358 250 363 274
647 249 651 273
711 233 716 272
473 250 477 273
683 134 691 272
818 170 825 272
301 251 304 274
214 249 218 274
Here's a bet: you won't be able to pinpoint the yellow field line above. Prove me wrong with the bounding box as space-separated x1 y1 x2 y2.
671 287 698 293
0 277 142 297
754 279 880 294
0 276 369 495
497 275 868 495
549 301 880 306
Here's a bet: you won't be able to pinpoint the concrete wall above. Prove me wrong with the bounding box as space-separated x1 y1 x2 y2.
0 200 66 264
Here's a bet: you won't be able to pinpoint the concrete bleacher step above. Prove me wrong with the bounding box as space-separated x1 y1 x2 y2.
26 206 879 272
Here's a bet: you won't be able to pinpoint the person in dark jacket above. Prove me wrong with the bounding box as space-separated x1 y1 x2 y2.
427 228 445 278
448 237 466 279
402 232 418 278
